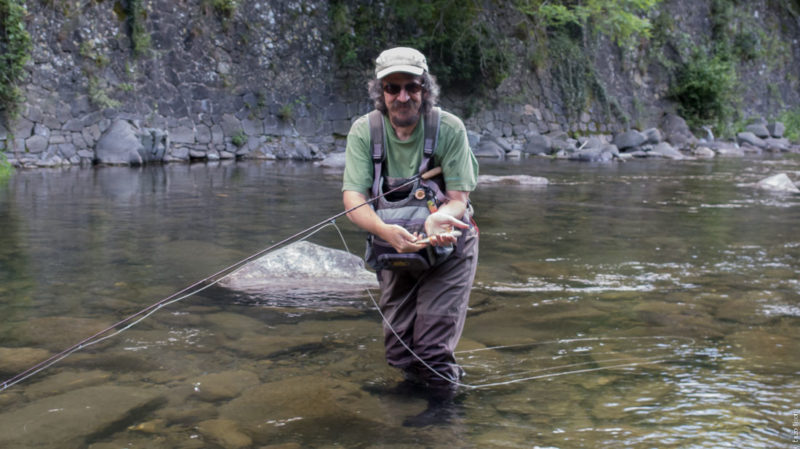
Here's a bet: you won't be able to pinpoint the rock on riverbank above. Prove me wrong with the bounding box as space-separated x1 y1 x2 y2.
470 114 799 162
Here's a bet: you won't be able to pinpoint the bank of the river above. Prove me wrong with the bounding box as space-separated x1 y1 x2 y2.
2 0 799 171
2 109 799 174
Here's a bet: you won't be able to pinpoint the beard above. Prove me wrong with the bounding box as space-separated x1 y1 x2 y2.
388 99 422 128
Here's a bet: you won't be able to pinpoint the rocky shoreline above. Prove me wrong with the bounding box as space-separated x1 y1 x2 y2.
468 113 800 163
2 108 798 171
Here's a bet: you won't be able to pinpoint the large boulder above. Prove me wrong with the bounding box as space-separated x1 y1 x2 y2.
522 132 552 155
737 131 767 149
659 113 697 149
642 127 662 145
709 141 746 157
569 144 618 162
764 137 791 152
94 120 144 165
767 121 785 138
219 241 378 297
138 128 169 162
613 129 646 150
692 146 716 159
745 123 770 138
649 142 685 160
473 139 506 159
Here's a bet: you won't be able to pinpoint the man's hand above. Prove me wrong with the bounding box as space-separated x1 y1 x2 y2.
423 211 469 246
379 224 426 253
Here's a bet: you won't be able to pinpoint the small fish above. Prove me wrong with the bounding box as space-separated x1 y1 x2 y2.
415 230 462 245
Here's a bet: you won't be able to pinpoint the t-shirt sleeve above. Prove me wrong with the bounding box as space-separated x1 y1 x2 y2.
436 112 479 192
342 115 374 193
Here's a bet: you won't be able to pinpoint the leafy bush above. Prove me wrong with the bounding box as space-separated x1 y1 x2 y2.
669 50 737 128
231 130 247 147
0 0 32 124
518 0 660 50
0 152 13 181
778 108 800 142
128 0 151 57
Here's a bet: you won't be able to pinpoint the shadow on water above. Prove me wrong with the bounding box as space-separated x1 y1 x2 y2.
0 157 798 448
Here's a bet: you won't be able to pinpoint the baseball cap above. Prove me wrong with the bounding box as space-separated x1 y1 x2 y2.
375 47 428 79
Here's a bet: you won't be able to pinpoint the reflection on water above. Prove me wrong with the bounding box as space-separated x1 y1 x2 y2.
0 157 798 448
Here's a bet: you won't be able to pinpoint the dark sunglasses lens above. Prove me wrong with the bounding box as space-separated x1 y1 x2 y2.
383 82 423 95
405 82 423 94
383 83 402 95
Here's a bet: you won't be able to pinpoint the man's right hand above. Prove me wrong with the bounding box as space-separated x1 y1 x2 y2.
379 224 425 253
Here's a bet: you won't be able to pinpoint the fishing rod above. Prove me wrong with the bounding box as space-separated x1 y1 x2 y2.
0 166 444 392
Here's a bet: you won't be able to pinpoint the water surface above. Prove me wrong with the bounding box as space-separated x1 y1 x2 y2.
0 156 798 448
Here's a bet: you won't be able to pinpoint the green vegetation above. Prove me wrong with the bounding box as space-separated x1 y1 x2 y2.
660 0 795 133
277 103 294 123
80 40 110 68
777 107 800 142
277 96 308 123
0 0 32 125
0 152 13 181
517 0 659 50
514 1 652 124
330 0 510 94
231 130 247 147
669 50 737 131
88 76 121 109
128 0 151 57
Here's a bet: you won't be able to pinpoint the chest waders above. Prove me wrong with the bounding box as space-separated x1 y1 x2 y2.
364 107 456 271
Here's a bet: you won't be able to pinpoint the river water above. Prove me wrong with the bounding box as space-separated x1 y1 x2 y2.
0 156 798 448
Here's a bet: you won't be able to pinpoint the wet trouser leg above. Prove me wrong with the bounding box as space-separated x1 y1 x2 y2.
378 230 479 385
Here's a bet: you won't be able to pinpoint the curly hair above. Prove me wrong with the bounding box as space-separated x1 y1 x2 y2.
367 72 441 116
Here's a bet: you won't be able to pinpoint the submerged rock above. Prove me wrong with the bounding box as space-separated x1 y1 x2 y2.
478 174 549 186
0 385 163 448
191 370 261 402
219 241 378 295
196 418 253 449
219 375 398 439
755 173 800 193
14 316 113 351
0 346 51 375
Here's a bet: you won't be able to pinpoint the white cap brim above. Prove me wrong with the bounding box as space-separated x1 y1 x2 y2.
376 64 425 79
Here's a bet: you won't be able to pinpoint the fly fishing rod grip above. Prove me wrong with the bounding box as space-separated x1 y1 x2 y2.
421 166 442 180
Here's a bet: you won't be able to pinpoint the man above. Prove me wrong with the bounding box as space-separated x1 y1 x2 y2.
342 47 479 393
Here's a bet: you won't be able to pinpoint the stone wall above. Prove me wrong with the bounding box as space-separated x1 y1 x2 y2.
1 0 360 167
1 0 799 168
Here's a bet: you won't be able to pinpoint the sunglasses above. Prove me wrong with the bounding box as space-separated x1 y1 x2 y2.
382 81 424 95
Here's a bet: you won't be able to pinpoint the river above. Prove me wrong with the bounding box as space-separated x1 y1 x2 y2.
0 156 798 448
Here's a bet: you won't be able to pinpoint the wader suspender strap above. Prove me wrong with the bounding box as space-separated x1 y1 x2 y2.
368 107 442 199
368 110 386 199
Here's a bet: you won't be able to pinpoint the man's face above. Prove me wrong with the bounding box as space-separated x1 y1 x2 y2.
382 73 424 128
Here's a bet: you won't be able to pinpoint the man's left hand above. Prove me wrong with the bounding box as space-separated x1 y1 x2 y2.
423 211 469 246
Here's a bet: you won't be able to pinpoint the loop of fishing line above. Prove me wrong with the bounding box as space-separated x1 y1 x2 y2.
1 163 695 392
333 226 694 390
1 170 443 392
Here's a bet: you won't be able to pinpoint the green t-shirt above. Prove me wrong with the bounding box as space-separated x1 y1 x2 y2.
342 109 479 193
